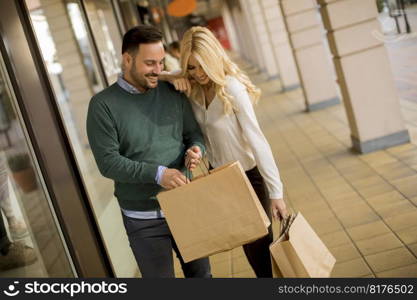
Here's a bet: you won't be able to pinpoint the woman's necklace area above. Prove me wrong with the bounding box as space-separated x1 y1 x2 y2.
203 82 215 109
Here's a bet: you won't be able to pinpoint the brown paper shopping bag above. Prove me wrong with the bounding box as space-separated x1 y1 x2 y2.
270 212 336 277
157 161 270 263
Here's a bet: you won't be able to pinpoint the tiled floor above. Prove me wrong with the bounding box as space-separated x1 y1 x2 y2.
172 53 417 277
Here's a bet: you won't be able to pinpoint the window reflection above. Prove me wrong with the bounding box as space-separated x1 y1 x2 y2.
84 0 122 84
0 52 74 277
26 0 137 277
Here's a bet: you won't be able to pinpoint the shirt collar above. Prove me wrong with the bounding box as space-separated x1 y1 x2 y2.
117 73 142 94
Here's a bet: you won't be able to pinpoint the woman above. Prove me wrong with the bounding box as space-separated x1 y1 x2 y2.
167 26 288 278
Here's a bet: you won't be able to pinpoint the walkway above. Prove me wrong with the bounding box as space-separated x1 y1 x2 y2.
173 58 417 277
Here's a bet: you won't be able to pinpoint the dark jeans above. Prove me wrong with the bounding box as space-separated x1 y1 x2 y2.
121 214 211 278
243 166 273 278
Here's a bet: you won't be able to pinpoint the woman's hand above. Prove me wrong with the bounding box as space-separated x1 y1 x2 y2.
160 71 191 96
271 198 288 221
171 78 191 95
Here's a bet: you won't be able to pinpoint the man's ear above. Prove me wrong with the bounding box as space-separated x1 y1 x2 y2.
122 52 132 69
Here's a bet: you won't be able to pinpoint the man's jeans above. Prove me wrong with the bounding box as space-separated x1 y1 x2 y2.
121 213 211 278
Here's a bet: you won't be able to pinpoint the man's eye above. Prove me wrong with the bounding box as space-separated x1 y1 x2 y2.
187 66 195 70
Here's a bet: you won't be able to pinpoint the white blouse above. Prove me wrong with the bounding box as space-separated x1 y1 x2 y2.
190 76 283 199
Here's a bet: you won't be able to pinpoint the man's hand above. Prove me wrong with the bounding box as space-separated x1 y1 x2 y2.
185 146 202 170
271 198 288 221
160 168 189 190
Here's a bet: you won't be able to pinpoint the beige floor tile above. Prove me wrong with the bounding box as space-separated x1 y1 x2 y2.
365 190 406 206
391 174 417 198
350 176 388 189
325 192 363 206
360 152 398 167
364 247 417 273
330 258 373 278
378 165 416 181
346 220 392 241
371 200 416 219
321 230 352 249
313 177 348 189
329 243 361 263
306 215 344 235
410 196 417 206
408 243 417 257
356 183 395 198
387 143 417 155
294 200 329 214
343 169 377 183
397 226 417 245
333 203 380 228
354 233 404 256
384 210 417 231
376 263 417 278
320 185 357 199
300 209 335 223
326 191 363 202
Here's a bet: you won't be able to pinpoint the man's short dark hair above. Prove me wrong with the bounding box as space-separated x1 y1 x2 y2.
122 25 163 55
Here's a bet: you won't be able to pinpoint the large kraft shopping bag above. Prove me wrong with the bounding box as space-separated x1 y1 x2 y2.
270 212 336 277
157 161 270 263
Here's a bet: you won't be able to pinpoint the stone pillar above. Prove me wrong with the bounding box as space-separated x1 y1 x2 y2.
318 0 409 153
280 0 340 111
259 0 300 91
230 0 266 71
240 0 280 79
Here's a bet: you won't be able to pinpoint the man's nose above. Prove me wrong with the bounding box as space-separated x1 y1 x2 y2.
153 63 162 74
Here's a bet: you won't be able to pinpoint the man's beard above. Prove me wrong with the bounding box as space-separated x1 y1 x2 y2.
129 60 158 91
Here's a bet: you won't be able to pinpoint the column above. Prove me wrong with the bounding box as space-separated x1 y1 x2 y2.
240 0 280 79
318 0 409 153
260 0 300 91
280 0 340 111
229 0 266 71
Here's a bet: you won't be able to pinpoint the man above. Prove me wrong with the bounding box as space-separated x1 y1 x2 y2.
168 41 181 60
163 44 180 72
86 25 211 278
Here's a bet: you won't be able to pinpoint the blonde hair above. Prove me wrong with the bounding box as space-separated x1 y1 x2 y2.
179 26 261 114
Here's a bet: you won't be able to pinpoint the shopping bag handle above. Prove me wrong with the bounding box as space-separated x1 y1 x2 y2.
279 212 297 238
185 156 210 182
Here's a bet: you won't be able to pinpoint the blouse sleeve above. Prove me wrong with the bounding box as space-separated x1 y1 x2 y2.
226 76 283 199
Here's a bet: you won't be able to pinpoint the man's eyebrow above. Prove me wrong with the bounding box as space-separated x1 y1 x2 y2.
144 59 164 63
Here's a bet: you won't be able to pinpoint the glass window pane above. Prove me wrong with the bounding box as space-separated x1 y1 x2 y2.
0 50 74 277
84 0 123 84
25 0 137 277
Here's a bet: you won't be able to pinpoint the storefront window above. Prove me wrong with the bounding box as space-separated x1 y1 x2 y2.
84 0 123 84
25 0 137 277
0 51 74 277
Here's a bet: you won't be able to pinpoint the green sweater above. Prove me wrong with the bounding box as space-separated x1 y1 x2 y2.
86 82 205 211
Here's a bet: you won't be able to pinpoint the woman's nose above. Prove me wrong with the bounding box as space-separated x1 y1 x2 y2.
196 66 204 77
